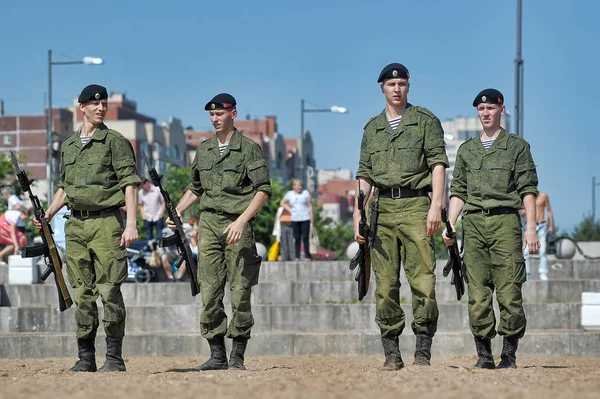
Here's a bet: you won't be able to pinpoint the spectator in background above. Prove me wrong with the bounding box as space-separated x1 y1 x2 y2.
522 191 554 281
138 178 165 240
281 179 313 261
272 206 294 261
2 187 26 233
2 187 23 210
0 207 29 263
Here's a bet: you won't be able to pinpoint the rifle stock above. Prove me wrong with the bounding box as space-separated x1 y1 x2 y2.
10 150 73 312
142 151 200 297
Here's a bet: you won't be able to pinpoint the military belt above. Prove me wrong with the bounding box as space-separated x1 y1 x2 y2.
70 207 119 219
464 207 518 217
379 186 429 199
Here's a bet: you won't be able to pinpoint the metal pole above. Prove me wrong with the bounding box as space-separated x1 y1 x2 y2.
300 99 305 181
514 0 523 137
47 49 53 203
593 176 596 225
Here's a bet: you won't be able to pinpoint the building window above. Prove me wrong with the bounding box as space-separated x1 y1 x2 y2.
3 135 11 145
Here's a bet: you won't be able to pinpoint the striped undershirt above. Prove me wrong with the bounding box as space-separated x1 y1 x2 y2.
80 136 92 146
388 116 403 130
482 139 494 151
218 145 228 157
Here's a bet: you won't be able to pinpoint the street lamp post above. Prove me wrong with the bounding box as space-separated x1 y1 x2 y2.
299 99 348 188
592 177 600 225
47 49 104 202
514 0 524 138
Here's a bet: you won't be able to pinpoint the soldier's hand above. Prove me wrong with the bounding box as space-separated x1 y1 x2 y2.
523 228 540 254
165 210 182 232
224 219 245 244
426 205 441 237
353 212 365 244
33 211 52 231
442 228 456 246
121 226 138 247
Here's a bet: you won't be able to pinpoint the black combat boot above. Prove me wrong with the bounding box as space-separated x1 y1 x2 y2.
69 338 97 372
473 337 495 369
379 336 404 371
197 337 229 371
228 338 248 371
98 337 126 372
413 334 433 366
497 337 519 369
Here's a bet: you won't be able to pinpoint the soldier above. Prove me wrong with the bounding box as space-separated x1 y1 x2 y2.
443 88 539 369
355 63 449 370
36 84 140 372
168 93 271 371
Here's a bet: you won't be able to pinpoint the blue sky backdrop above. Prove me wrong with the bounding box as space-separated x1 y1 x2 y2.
1 0 598 231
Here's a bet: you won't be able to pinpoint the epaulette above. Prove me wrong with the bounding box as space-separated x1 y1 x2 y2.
363 116 377 130
415 106 436 119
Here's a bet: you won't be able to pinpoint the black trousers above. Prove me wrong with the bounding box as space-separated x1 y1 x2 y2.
292 220 311 260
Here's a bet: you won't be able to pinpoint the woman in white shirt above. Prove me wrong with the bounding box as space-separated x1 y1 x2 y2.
280 179 313 261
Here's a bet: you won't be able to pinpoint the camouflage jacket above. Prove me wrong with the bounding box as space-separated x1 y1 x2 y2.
356 104 449 190
188 129 272 215
58 123 140 211
450 128 538 211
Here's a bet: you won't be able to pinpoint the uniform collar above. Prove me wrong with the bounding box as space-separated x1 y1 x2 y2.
204 128 242 151
373 103 416 133
470 128 508 154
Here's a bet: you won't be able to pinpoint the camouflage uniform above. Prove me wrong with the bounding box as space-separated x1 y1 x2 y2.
356 105 449 339
450 128 538 340
188 129 271 340
58 123 140 340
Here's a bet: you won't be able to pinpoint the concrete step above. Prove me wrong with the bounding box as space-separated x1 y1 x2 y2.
1 330 598 359
0 303 583 334
261 259 600 281
2 278 599 308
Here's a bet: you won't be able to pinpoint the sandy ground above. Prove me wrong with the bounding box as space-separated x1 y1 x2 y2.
1 356 599 399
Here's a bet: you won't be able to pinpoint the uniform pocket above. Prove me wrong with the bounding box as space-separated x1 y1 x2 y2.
109 248 129 284
86 154 112 186
368 141 390 178
222 162 246 193
513 251 527 283
489 163 514 194
396 130 425 173
241 250 262 288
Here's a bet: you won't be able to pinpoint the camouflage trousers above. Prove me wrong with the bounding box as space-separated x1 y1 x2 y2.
198 211 262 340
65 211 128 340
463 211 527 340
371 196 438 338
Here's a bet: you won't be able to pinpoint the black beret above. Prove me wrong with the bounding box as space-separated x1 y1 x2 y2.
204 93 237 111
377 63 410 83
78 84 108 104
473 88 504 107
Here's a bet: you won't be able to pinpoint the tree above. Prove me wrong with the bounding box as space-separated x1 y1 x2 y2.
253 180 286 247
572 214 600 241
314 218 355 259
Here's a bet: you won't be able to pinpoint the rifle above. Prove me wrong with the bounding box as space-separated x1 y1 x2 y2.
10 151 73 312
441 206 465 301
349 189 371 301
141 150 199 297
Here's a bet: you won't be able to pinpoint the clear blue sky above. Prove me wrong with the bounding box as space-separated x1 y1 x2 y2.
1 0 598 232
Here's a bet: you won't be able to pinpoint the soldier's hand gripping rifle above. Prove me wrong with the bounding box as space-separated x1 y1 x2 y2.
10 150 73 311
349 190 372 301
141 151 199 297
441 206 465 301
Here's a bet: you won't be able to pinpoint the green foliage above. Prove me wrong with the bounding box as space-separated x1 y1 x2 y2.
253 180 287 247
572 214 600 241
315 219 355 260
